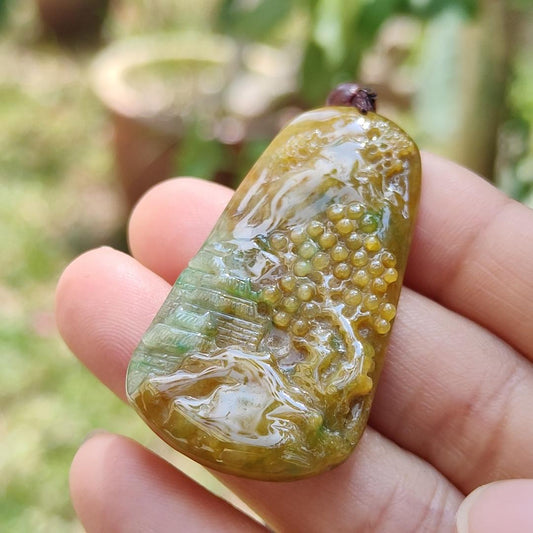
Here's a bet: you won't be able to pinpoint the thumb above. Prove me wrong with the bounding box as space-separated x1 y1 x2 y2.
456 480 533 533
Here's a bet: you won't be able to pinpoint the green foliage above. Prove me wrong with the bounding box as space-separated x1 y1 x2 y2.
216 0 293 41
413 5 467 145
177 122 230 179
500 52 533 204
0 0 8 21
216 0 479 106
300 40 334 105
407 0 477 18
507 0 531 8
356 0 407 46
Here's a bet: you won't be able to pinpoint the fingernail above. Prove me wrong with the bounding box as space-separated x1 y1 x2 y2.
81 429 109 445
456 480 533 533
456 484 488 533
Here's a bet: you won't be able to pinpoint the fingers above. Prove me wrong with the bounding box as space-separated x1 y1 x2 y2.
370 288 533 491
56 247 169 401
58 248 462 532
128 178 233 284
221 428 461 533
56 244 533 496
456 480 533 533
405 152 533 359
70 432 265 533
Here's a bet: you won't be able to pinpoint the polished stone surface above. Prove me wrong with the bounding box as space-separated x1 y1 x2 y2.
127 106 421 480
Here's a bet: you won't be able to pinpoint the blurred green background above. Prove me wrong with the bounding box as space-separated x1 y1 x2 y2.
1 0 532 531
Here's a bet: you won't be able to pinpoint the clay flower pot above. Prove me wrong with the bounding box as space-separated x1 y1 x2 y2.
91 33 237 207
36 0 110 43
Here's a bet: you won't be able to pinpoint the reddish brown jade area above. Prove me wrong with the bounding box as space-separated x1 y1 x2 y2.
126 104 421 480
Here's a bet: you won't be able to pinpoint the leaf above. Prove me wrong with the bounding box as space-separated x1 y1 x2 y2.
408 0 478 19
176 123 228 180
354 0 407 48
312 0 345 65
216 0 294 41
299 40 334 106
0 0 8 24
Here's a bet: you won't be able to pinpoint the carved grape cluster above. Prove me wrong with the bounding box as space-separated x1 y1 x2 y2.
260 201 399 340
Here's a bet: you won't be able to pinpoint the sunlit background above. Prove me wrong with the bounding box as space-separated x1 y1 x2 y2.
1 0 532 530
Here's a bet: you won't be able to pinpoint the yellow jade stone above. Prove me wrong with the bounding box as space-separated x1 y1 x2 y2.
126 104 421 481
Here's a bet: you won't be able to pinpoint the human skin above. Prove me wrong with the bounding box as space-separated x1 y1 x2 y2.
56 152 533 532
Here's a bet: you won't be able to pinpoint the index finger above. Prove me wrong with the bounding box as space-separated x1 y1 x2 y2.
404 152 533 359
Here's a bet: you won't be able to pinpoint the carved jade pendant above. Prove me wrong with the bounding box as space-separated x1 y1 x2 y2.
126 94 421 481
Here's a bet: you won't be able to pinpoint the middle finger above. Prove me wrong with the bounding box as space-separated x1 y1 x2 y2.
371 287 533 491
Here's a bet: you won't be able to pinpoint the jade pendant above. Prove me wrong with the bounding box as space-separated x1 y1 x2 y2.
126 88 421 480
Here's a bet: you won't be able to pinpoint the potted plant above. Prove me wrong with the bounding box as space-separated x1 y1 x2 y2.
91 32 237 206
36 0 110 43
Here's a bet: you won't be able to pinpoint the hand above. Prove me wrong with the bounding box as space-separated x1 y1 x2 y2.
56 152 533 532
